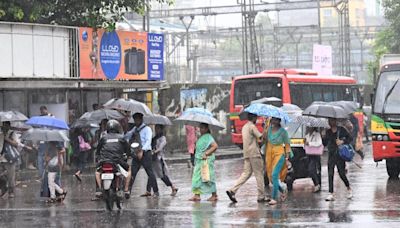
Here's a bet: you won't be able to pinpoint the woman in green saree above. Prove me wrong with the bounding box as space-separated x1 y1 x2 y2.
189 123 219 201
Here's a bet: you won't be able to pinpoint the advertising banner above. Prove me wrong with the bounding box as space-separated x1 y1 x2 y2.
79 28 151 80
148 33 164 80
312 44 332 75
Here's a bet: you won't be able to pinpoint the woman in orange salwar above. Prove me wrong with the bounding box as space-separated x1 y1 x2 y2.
264 117 292 205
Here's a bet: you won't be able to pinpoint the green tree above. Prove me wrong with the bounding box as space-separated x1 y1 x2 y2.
368 0 400 82
0 0 173 29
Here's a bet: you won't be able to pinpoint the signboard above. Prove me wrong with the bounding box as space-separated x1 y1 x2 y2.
312 44 332 75
79 28 154 80
147 33 164 80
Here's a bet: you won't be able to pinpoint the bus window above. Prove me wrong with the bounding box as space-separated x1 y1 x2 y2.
234 78 283 105
312 86 323 101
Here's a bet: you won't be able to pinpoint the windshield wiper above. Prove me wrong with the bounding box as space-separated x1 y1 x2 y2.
382 78 400 114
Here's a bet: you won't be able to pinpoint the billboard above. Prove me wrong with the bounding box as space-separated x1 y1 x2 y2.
148 33 164 80
312 44 332 75
79 28 162 80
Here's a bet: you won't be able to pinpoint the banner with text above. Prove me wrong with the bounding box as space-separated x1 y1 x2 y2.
312 44 332 75
79 28 163 81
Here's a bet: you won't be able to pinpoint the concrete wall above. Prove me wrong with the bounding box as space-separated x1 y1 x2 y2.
0 23 71 78
159 83 233 153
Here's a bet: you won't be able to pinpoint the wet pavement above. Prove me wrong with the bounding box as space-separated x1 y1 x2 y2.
1 143 400 227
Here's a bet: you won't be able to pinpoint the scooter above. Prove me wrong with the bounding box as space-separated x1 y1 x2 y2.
100 162 129 211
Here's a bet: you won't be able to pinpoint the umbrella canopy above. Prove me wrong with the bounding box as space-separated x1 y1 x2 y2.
303 103 348 119
11 121 32 130
70 119 99 129
294 116 330 128
281 103 301 112
0 111 28 122
79 109 124 122
243 103 291 123
26 116 69 130
103 98 153 116
143 115 172 126
175 108 225 130
250 97 282 106
22 128 69 142
329 101 358 114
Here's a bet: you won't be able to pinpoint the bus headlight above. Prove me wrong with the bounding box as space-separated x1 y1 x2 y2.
377 135 383 141
383 135 389 141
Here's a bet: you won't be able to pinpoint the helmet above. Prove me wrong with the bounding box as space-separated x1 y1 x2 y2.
106 120 121 134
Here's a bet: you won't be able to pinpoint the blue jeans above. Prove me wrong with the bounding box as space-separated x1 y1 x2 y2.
37 143 47 178
272 155 286 200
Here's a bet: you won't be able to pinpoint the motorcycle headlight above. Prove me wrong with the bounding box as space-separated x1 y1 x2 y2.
377 135 383 141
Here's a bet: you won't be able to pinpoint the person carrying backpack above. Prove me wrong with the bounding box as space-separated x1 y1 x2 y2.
124 113 159 199
322 118 353 201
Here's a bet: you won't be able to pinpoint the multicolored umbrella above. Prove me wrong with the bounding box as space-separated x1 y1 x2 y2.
243 103 291 123
175 108 225 130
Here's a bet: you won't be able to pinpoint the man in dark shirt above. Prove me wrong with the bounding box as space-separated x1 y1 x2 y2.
322 118 353 201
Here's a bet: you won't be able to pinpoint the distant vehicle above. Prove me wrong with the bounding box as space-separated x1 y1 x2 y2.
371 54 400 178
229 68 363 146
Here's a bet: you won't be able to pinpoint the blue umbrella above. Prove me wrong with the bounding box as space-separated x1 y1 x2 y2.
26 116 69 130
243 103 291 123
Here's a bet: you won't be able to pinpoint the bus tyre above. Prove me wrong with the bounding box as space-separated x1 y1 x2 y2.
386 159 400 179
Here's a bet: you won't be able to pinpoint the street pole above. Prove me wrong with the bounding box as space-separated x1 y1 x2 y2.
146 0 150 32
317 0 322 44
180 16 194 83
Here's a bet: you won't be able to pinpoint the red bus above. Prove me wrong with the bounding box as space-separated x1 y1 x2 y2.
229 69 362 146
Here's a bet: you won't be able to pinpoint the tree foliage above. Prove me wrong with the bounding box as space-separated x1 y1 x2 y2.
0 0 173 29
368 0 400 82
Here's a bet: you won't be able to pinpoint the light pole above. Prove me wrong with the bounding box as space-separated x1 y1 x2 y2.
180 15 195 83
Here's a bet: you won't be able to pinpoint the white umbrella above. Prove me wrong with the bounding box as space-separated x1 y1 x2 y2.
175 108 225 130
143 115 172 126
0 111 28 122
103 98 153 116
22 128 69 142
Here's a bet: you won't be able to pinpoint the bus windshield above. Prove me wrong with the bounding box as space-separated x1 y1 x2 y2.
374 71 400 114
234 77 282 105
290 84 357 109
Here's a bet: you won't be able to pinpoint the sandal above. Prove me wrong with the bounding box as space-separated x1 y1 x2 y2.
171 188 178 196
268 199 278 205
207 195 218 201
188 196 201 201
74 174 82 182
60 191 67 201
140 192 152 197
46 198 57 203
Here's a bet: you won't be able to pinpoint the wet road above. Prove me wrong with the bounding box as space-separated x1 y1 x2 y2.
1 143 400 227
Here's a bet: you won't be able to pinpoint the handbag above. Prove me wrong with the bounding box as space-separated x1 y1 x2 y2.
304 134 324 156
337 128 355 162
338 144 355 162
78 135 91 152
2 143 20 164
201 160 210 182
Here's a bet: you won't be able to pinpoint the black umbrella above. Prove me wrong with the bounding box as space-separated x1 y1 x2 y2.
303 104 348 119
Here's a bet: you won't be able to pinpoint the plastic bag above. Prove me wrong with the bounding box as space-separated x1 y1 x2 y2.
201 160 210 182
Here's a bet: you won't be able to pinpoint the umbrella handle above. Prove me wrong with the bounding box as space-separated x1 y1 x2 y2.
352 161 362 169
